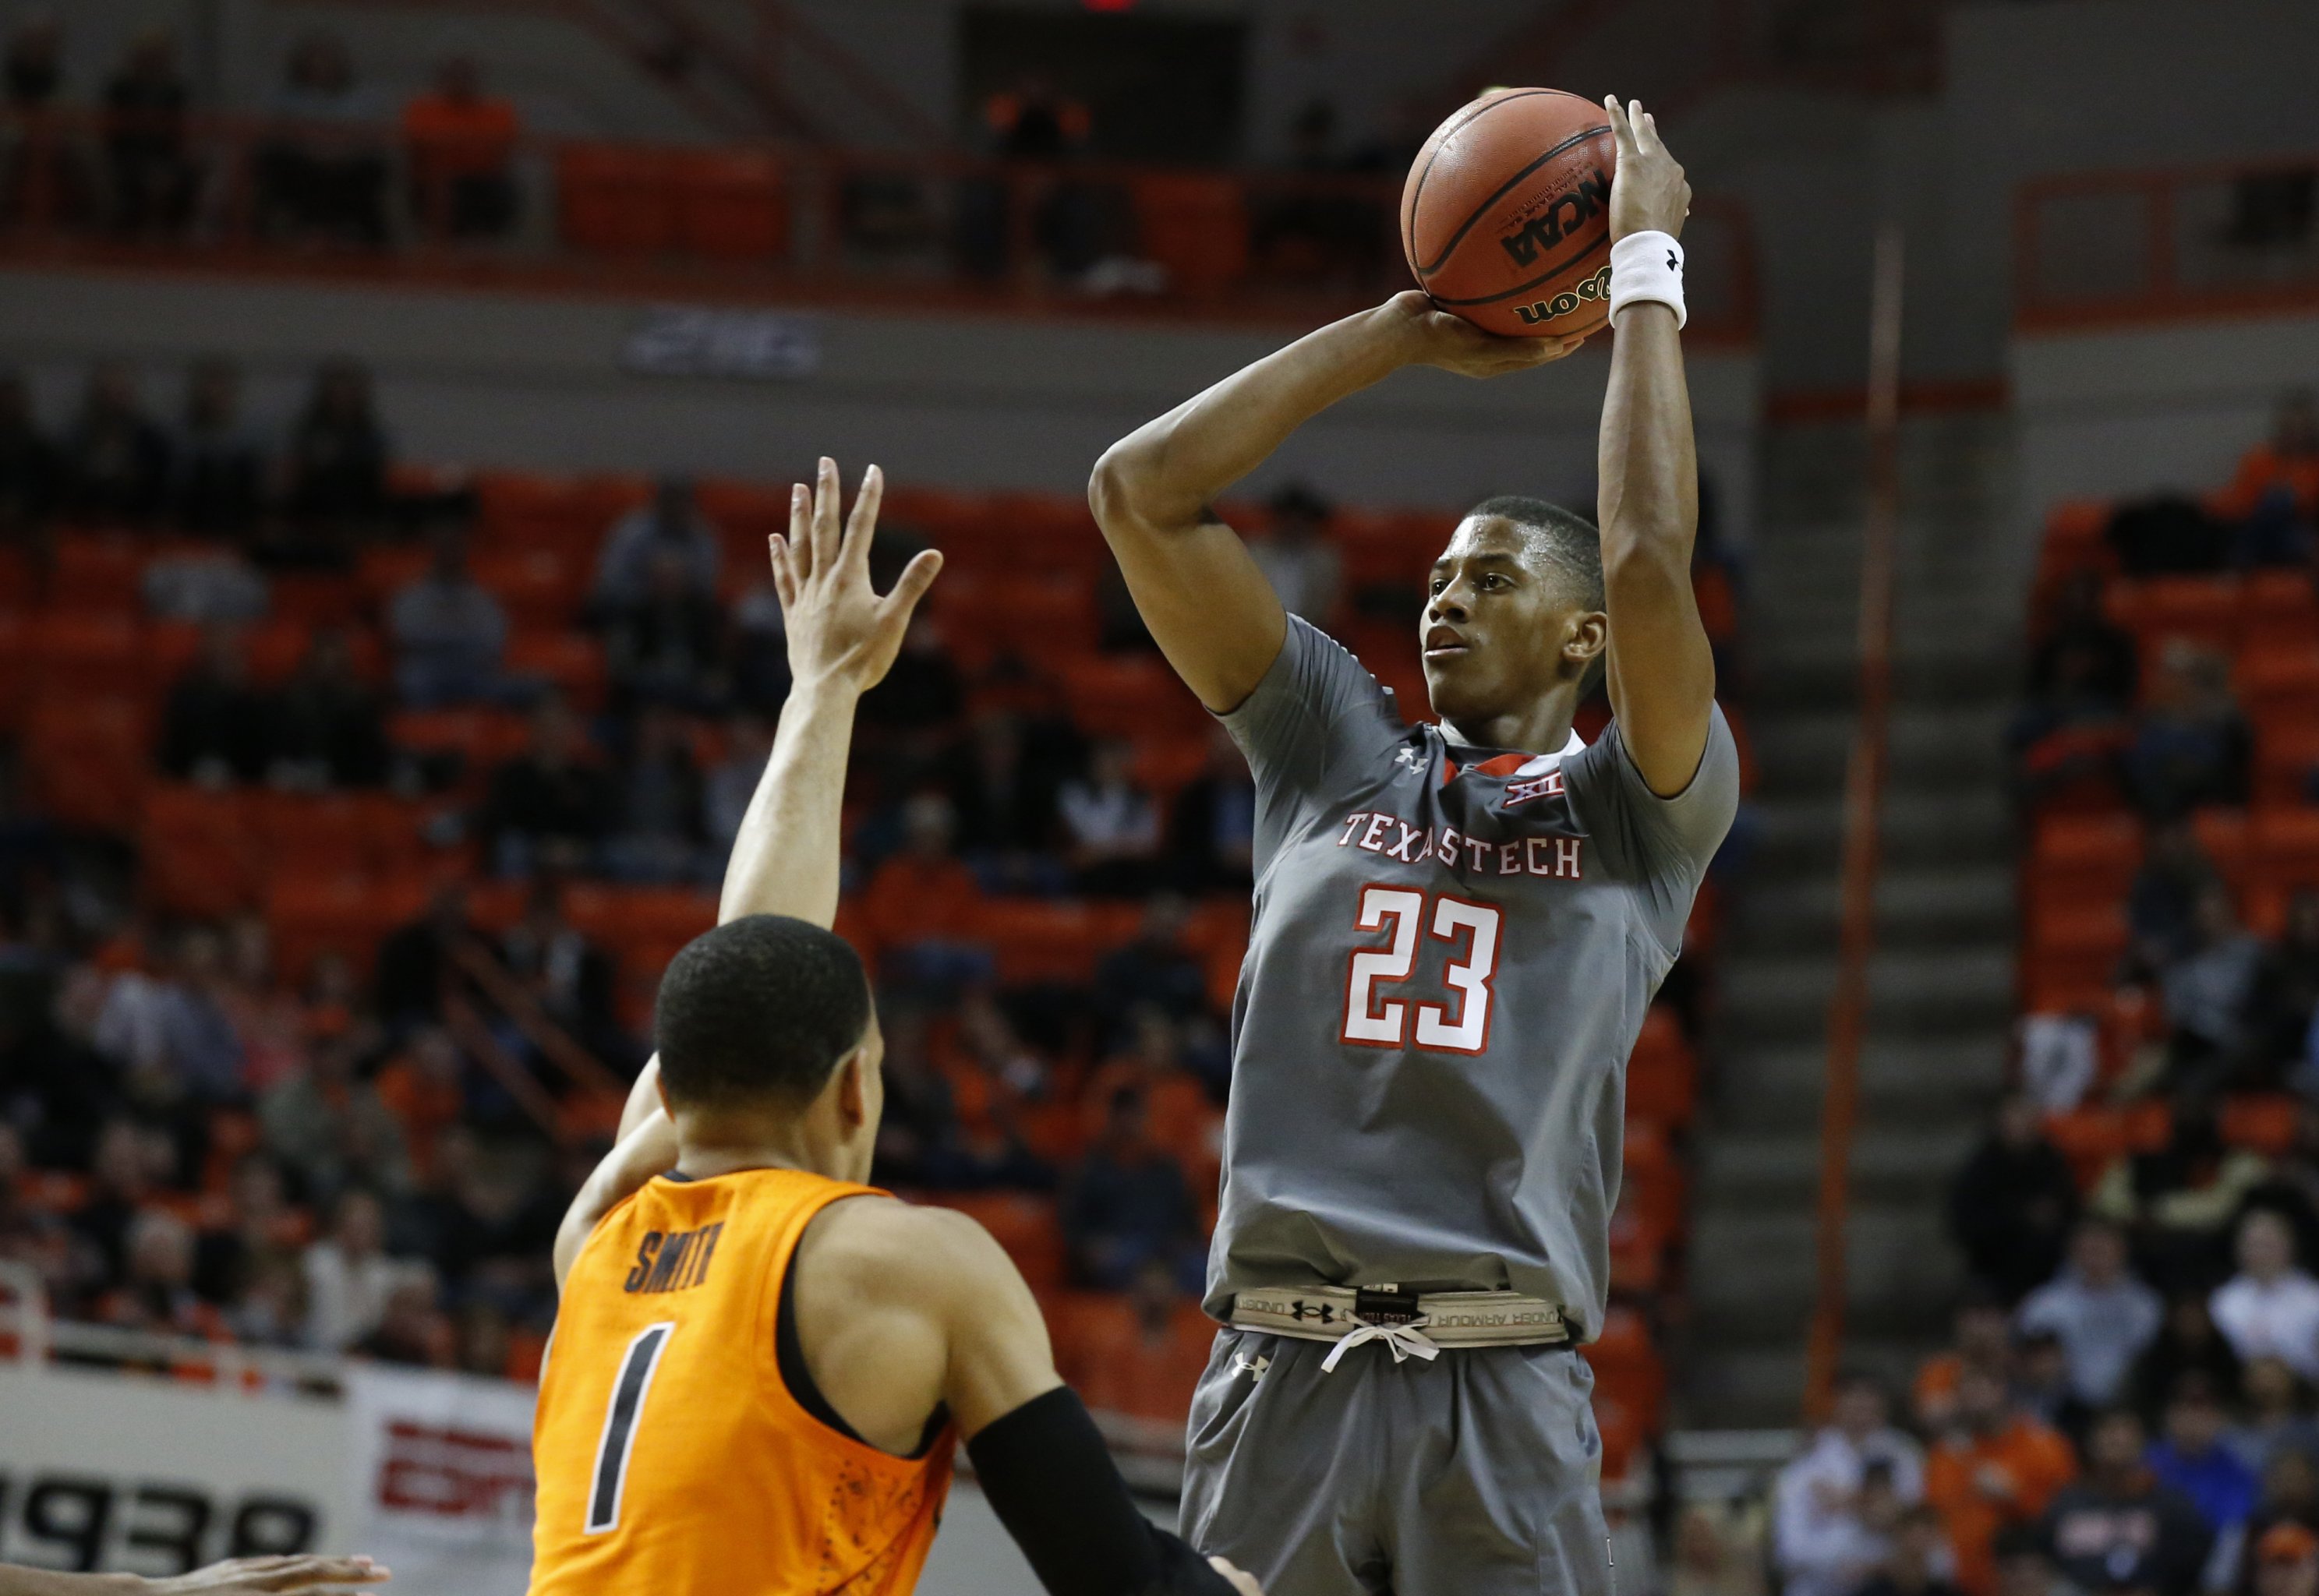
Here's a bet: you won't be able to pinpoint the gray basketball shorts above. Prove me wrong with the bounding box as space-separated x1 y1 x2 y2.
1180 1327 1614 1596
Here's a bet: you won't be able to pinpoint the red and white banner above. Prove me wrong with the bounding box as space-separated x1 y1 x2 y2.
341 1366 537 1596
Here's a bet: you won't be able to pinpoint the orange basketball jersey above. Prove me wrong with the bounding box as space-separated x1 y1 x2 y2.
529 1167 956 1596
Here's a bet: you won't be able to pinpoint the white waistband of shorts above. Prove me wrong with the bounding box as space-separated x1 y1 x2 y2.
1226 1285 1571 1347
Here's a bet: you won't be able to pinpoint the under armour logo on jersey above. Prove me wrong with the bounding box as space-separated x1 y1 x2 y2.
1231 1353 1271 1383
1392 746 1426 779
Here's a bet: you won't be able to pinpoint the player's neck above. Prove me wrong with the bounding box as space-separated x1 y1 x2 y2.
1438 691 1578 757
670 1106 863 1185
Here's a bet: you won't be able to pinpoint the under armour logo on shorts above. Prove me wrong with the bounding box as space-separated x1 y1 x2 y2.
1231 1353 1271 1383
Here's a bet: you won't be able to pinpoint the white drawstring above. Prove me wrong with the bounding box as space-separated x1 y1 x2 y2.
1319 1315 1441 1372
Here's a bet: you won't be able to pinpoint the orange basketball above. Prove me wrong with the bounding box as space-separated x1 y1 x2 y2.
1401 88 1617 339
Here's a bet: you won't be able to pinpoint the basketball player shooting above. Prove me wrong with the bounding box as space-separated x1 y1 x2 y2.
527 461 1262 1596
1088 100 1736 1596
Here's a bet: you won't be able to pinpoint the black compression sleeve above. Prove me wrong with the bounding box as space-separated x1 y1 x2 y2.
967 1386 1239 1596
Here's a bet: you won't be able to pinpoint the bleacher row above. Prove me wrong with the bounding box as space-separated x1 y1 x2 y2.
8 466 1713 1466
2020 496 2319 1183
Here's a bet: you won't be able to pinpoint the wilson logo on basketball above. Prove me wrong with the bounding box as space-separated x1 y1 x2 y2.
1515 266 1613 327
1497 170 1610 267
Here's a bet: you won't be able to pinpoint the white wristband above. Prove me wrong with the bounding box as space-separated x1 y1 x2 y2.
1609 231 1686 330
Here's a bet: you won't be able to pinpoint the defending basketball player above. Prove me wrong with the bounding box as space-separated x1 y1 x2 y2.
527 460 1262 1596
1087 100 1734 1596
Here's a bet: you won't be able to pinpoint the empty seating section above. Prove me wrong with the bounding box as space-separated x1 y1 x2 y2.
2024 496 2319 1168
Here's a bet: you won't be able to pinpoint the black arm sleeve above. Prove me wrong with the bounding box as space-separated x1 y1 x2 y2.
967 1386 1240 1596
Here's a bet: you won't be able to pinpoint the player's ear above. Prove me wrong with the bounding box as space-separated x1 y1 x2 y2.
1564 609 1608 676
834 1050 868 1132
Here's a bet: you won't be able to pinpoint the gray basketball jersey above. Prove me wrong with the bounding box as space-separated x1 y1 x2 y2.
1207 617 1739 1338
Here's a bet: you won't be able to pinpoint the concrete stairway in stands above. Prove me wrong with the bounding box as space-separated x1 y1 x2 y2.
1675 409 2024 1427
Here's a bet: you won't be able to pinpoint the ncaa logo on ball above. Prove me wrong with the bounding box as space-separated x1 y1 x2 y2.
1514 266 1612 327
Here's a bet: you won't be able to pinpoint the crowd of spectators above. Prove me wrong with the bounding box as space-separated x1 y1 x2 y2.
0 13 521 244
0 355 1285 1385
1802 397 2319 1596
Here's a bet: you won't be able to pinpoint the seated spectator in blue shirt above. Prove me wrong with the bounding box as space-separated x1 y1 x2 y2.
173 356 265 539
2127 640 2251 823
2147 1372 2259 1545
389 522 507 707
62 360 171 523
593 475 719 612
1062 1085 1203 1294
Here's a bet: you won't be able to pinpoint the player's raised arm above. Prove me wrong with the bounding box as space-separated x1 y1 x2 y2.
595 457 939 1238
1091 295 1585 713
1596 97 1716 796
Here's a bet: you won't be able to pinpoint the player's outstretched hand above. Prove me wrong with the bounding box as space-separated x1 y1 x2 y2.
1381 289 1589 377
1208 1556 1267 1596
144 1555 391 1594
770 455 944 694
1604 97 1691 242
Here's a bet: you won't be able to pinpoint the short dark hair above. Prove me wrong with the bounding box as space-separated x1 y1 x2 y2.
1465 495 1604 613
655 915 871 1108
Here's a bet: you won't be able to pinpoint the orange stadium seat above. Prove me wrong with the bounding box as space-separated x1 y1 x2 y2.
2238 644 2319 733
557 144 678 254
1133 175 1249 297
2038 500 2112 581
1626 1007 1697 1129
251 790 423 883
48 535 147 611
973 899 1144 986
270 573 364 630
2023 899 2130 995
473 547 588 628
23 694 148 831
2106 576 2239 662
266 873 430 983
2044 1101 2172 1190
32 612 145 698
1061 655 1204 740
1584 1305 1667 1427
387 708 533 786
0 612 30 729
475 471 619 553
2252 807 2319 895
355 544 432 610
140 785 260 917
2192 808 2253 888
935 1192 1066 1291
981 493 1103 572
2257 719 2319 807
561 883 717 946
2244 570 2319 651
2028 813 2143 907
2222 1094 2301 1158
673 150 789 261
1048 1292 1214 1422
505 631 607 711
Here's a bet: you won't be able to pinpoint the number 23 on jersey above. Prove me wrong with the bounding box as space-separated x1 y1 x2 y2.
1340 886 1502 1054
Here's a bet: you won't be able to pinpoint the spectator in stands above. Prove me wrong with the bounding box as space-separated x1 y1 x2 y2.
1670 1500 1772 1596
1925 1362 2076 1596
2254 1524 2319 1596
1916 1287 2018 1430
935 987 1057 1190
99 1208 221 1339
455 1300 514 1379
604 704 707 883
1060 1084 1203 1293
2227 1358 2319 1478
2041 1407 2215 1596
171 356 265 538
948 710 1062 886
2212 1211 2319 1382
860 793 991 996
401 56 519 239
158 623 277 785
2131 1293 2245 1428
1773 1376 1925 1596
66 1118 159 1298
1091 893 1211 1053
271 626 388 789
353 1270 451 1366
193 1150 296 1304
390 521 509 708
2018 1219 2165 1409
1855 1505 1963 1596
2219 392 2319 531
260 1027 408 1206
2129 823 2227 980
302 1185 422 1350
2247 894 2319 1089
495 879 620 1061
2126 641 2251 823
870 1007 974 1190
257 34 387 247
1950 1092 2080 1302
1248 483 1342 625
224 1249 307 1347
375 880 478 1029
281 356 389 538
1059 738 1161 896
2031 571 2139 709
2008 635 2137 817
726 575 790 714
101 30 194 237
371 1026 466 1184
2092 1104 2269 1294
2147 1372 2259 1555
0 368 59 535
1990 1524 2063 1596
2158 888 2265 1092
60 360 171 522
859 613 966 761
600 544 727 714
702 711 771 864
1 13 88 228
593 476 718 611
1 970 115 1172
478 697 615 875
1165 724 1256 893
93 926 247 1109
2014 1326 2094 1442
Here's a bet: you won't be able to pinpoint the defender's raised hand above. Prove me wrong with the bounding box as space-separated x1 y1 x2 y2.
770 457 942 694
1383 289 1589 378
1604 97 1690 242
